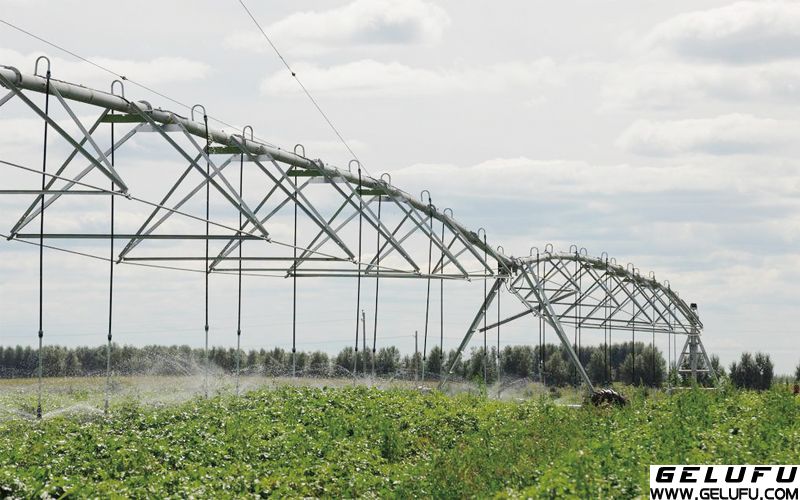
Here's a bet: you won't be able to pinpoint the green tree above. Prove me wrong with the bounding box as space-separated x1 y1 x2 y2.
754 352 773 390
638 345 666 387
544 350 569 386
293 351 309 374
376 346 400 375
619 353 636 385
501 345 535 379
63 351 82 376
308 351 329 376
264 348 286 376
464 347 499 384
443 349 462 379
245 350 258 372
698 354 727 385
730 352 773 390
334 347 355 375
586 348 608 385
710 355 725 378
426 346 443 375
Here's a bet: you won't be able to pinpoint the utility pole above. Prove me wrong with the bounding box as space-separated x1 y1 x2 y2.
414 330 419 382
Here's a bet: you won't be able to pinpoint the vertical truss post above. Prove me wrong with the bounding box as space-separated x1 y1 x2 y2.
196 107 211 399
236 146 244 395
35 62 51 420
104 100 117 414
676 303 716 383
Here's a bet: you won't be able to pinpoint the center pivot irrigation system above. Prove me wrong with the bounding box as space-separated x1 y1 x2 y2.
0 59 716 415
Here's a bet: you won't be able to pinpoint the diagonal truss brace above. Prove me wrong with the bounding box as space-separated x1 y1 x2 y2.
0 72 128 191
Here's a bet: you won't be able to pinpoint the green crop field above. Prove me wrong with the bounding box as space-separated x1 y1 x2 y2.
0 382 798 498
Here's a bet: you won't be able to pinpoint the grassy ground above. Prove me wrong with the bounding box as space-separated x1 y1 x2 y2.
0 380 797 498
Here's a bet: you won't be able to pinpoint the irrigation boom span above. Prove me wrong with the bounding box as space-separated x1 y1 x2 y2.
0 61 715 401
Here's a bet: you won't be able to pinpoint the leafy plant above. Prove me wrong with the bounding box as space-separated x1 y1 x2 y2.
0 385 797 497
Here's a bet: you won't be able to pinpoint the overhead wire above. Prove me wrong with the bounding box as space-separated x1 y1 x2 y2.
234 0 367 175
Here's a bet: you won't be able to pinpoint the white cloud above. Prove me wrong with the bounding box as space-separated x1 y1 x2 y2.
602 60 800 110
391 157 719 199
646 1 800 63
603 2 800 110
616 114 799 156
260 58 558 96
226 0 450 55
0 48 211 87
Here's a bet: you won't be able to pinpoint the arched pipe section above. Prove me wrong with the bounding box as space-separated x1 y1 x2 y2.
519 251 700 329
442 251 705 393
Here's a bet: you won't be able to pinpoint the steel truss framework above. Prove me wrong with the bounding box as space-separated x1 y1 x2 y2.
0 62 715 397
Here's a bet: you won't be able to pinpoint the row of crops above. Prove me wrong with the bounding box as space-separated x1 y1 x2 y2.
0 385 798 497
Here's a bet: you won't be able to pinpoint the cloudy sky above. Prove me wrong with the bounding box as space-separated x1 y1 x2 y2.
0 0 798 374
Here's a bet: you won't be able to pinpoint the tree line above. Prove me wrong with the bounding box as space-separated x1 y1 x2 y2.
0 342 667 387
0 343 792 389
